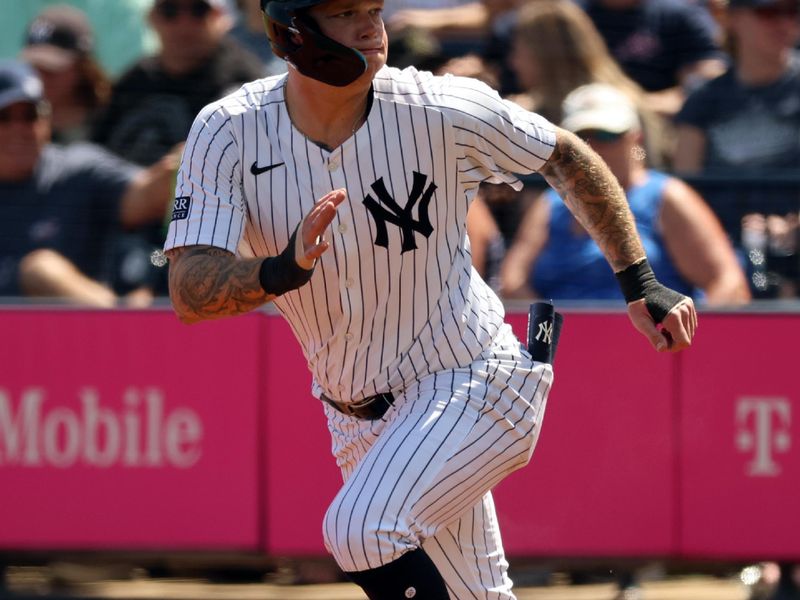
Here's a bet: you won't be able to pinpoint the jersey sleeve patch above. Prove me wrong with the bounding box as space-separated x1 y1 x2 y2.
171 196 192 221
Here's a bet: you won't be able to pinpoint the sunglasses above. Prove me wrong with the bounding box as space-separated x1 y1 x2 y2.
154 0 213 20
0 103 43 124
577 129 625 143
752 4 800 18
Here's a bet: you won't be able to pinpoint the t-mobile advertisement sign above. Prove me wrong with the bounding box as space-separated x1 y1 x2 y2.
0 311 262 550
0 387 201 469
679 314 799 559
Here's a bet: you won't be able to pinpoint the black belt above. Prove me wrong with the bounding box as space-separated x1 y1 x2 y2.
321 391 395 420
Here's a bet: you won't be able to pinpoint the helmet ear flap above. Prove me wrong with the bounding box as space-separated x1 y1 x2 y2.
262 1 369 87
262 11 301 60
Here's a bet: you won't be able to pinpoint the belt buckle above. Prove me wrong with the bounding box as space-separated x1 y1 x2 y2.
345 393 394 420
350 396 376 411
321 392 394 420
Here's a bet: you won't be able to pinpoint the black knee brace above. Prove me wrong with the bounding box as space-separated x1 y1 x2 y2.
344 549 450 599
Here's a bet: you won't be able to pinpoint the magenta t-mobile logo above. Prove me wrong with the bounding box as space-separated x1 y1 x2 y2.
736 397 792 477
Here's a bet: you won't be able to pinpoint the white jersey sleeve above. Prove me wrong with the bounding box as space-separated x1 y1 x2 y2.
164 99 246 254
418 71 557 191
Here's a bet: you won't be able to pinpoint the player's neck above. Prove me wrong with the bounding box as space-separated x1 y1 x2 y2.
284 73 372 151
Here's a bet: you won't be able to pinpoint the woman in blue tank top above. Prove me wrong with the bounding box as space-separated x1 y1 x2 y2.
501 83 751 305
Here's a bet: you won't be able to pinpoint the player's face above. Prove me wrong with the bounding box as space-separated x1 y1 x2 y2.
0 101 49 181
308 0 388 79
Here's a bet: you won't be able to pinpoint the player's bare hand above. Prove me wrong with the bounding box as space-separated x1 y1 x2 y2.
627 297 697 352
295 189 346 269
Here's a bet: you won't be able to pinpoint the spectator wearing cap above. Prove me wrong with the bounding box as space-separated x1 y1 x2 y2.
21 4 110 144
0 60 176 307
500 83 750 306
90 0 265 297
0 1 157 80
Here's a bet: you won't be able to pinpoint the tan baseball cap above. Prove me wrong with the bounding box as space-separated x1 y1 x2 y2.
561 83 641 134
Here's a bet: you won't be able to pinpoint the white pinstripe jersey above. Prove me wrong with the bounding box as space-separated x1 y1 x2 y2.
164 65 556 403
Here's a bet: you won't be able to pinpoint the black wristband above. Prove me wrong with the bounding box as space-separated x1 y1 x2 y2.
615 258 686 324
258 227 315 296
615 258 655 303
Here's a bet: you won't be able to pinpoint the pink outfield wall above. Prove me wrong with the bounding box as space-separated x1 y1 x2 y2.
0 311 262 550
0 309 797 560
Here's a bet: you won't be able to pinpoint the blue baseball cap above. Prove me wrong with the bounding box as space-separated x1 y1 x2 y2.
0 60 43 111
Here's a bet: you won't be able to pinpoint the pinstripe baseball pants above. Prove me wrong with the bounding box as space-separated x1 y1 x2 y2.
322 324 553 599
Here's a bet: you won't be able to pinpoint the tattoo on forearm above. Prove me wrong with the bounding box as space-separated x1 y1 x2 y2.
167 246 270 321
539 131 644 271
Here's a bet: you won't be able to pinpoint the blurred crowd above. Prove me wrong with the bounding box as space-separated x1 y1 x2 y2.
1 0 799 308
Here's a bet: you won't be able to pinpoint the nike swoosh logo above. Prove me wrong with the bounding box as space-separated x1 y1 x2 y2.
250 161 285 176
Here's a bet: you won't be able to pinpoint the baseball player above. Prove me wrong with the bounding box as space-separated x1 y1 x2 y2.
164 0 697 597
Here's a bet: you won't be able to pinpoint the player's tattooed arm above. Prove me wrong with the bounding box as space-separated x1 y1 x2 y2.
538 127 645 271
166 246 273 324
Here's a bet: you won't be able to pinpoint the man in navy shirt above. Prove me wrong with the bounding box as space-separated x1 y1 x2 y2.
0 60 174 305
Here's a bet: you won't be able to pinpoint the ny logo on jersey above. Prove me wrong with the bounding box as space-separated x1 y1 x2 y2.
363 172 436 253
536 321 553 344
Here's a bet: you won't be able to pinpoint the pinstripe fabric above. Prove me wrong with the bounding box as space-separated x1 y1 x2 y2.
423 493 514 599
164 65 555 404
164 65 557 595
321 324 553 594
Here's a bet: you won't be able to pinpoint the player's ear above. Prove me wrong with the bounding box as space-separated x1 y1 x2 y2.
261 12 304 50
290 30 303 46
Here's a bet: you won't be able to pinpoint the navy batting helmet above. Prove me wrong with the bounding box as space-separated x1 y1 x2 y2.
260 0 368 87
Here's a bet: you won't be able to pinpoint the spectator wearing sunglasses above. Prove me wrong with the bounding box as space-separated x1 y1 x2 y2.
91 0 264 168
0 60 176 306
501 83 750 306
90 0 264 296
674 0 800 174
674 0 800 299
